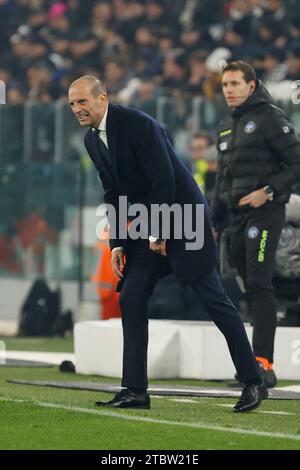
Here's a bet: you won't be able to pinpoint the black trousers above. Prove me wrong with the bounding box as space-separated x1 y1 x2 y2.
229 203 285 363
119 239 260 389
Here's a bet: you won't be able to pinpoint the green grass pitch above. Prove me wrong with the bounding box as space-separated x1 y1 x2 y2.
1 337 300 450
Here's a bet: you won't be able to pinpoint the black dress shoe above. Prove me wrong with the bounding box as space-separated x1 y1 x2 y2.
257 363 278 388
233 380 268 413
235 366 278 388
95 389 150 409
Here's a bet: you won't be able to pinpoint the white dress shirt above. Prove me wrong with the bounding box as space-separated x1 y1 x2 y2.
97 106 108 148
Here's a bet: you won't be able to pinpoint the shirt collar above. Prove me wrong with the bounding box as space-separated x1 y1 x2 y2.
97 105 108 132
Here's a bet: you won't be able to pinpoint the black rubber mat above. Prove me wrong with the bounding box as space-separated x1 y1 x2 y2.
7 380 300 400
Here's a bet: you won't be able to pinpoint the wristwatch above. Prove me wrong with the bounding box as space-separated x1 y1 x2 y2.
264 185 274 201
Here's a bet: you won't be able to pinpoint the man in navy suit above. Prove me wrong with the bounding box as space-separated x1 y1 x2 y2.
68 75 268 412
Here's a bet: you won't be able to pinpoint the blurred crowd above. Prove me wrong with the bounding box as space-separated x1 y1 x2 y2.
1 0 300 105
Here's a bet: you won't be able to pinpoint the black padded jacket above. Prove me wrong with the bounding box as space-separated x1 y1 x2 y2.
211 81 300 227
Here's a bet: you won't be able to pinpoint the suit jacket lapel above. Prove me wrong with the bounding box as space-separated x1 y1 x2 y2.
90 128 116 188
107 103 119 184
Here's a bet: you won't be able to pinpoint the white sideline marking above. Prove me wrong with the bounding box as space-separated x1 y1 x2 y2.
260 411 296 416
1 396 300 443
172 399 199 404
216 404 296 415
151 387 241 397
172 399 298 416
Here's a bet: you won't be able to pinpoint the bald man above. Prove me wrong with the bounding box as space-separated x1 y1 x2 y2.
68 76 267 413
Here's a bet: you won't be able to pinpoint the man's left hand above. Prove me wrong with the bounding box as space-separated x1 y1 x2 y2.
149 240 167 256
238 189 269 208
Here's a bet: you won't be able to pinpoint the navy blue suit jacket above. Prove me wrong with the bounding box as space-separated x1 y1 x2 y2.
84 103 218 283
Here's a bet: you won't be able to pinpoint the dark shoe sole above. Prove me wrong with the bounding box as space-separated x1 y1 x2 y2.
95 402 150 409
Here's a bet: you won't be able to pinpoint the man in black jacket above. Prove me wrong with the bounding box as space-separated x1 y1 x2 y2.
211 61 300 387
68 75 268 412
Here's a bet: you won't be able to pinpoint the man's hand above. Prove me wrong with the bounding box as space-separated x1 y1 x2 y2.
111 248 125 279
238 189 269 208
149 240 167 256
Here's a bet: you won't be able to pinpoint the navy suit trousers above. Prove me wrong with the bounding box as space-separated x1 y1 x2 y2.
119 239 260 389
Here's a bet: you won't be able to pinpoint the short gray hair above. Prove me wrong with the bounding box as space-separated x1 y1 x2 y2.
69 75 107 96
